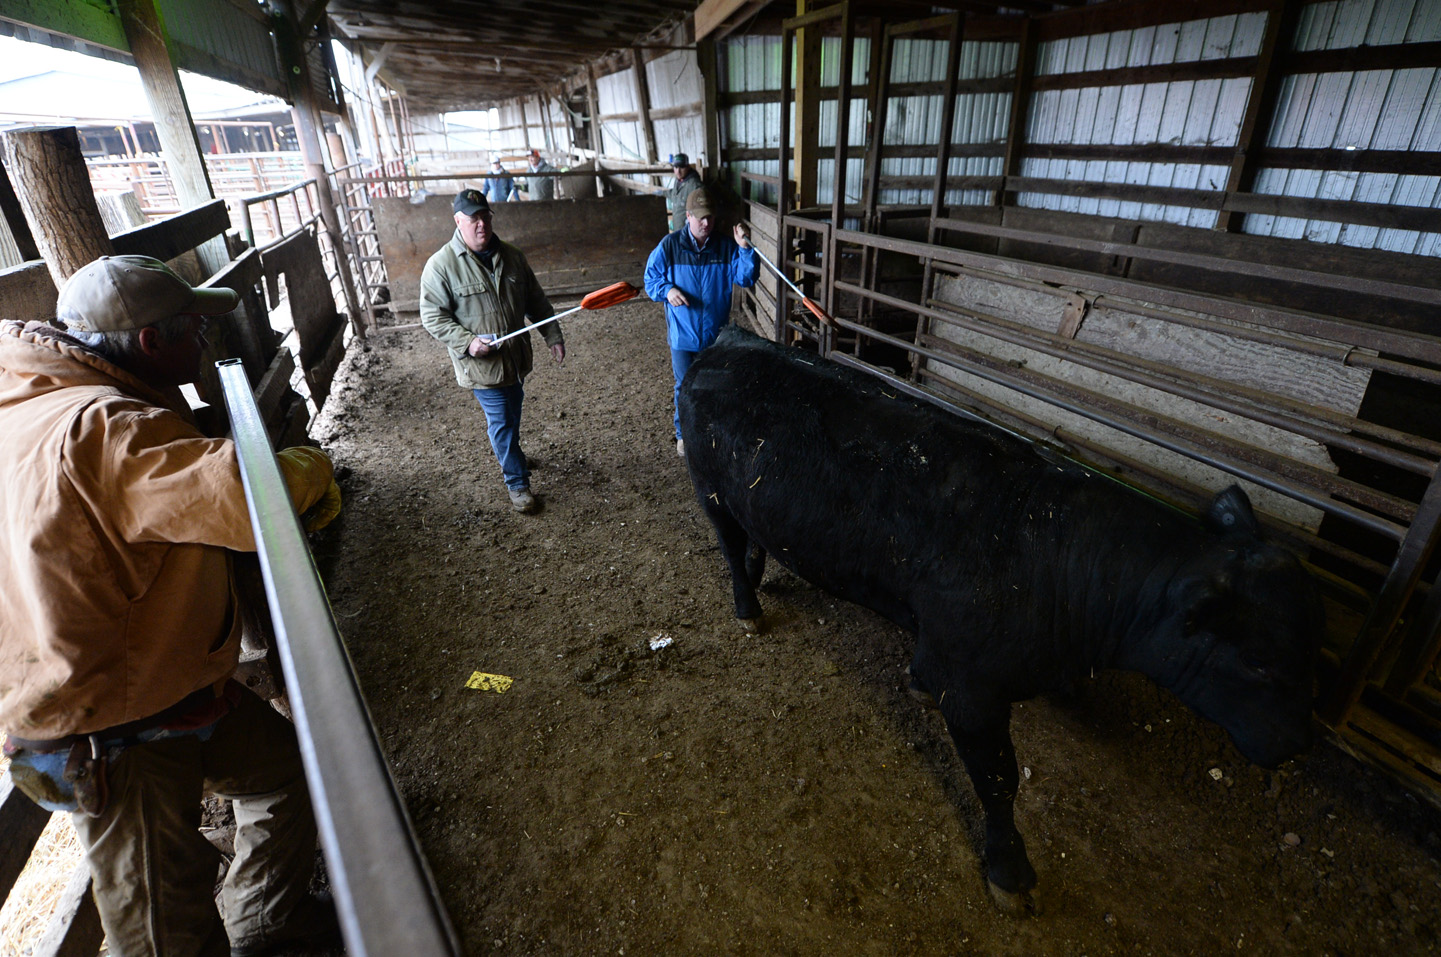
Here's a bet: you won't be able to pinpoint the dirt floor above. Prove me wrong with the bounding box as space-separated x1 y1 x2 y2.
303 298 1441 957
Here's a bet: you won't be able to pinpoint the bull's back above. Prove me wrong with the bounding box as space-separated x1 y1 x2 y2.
678 328 1071 613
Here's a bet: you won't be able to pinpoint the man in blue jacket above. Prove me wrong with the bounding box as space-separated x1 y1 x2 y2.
643 187 757 457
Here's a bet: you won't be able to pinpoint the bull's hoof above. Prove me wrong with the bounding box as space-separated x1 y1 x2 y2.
903 665 938 710
987 880 1041 917
738 616 763 634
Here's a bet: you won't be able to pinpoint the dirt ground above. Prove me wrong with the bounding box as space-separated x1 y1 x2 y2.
304 298 1441 957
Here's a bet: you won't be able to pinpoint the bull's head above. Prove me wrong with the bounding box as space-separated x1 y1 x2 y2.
1158 487 1323 768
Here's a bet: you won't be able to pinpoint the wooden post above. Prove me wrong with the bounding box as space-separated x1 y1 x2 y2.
699 36 722 175
998 18 1036 210
117 0 229 278
793 1 822 210
0 158 40 263
1 127 115 287
1216 0 1300 233
587 65 605 197
270 0 366 335
631 48 658 165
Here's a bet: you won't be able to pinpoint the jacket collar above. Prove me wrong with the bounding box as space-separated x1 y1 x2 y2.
1 320 195 420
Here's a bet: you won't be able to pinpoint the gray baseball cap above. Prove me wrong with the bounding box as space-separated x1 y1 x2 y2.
57 255 239 333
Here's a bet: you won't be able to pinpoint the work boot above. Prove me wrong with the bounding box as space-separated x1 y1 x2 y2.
509 487 537 513
676 438 685 458
229 892 342 957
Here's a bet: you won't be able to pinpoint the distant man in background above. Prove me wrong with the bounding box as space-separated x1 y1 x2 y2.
665 152 703 232
644 187 757 457
485 158 518 203
0 255 342 957
421 189 566 513
525 149 557 201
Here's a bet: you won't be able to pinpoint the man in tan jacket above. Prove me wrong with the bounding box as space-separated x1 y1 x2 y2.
0 255 341 957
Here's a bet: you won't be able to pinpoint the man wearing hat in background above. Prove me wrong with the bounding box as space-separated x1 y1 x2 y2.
524 149 557 201
485 157 518 203
420 188 566 512
644 187 757 456
0 255 343 956
665 152 703 232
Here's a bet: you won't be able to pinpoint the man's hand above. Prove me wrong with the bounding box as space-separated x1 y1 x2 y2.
551 342 566 367
734 224 751 248
467 334 496 357
666 287 690 307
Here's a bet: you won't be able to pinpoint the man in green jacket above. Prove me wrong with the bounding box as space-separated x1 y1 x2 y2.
420 189 565 513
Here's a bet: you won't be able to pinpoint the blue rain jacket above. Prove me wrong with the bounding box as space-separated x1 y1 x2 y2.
644 227 758 352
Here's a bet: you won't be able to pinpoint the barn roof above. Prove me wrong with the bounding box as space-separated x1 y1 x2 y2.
325 0 705 113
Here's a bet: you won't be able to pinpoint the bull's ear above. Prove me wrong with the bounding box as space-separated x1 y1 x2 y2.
1204 485 1259 539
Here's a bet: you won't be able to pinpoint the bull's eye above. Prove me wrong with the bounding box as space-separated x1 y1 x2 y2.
1241 655 1271 678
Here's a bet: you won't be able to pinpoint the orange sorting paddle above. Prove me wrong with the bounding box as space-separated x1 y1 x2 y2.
487 281 641 345
752 247 835 327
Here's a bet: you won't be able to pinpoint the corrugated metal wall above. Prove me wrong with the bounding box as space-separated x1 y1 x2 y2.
1253 0 1441 255
715 1 1438 258
1022 13 1266 227
646 48 706 165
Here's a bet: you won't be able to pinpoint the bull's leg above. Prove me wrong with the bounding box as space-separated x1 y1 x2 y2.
745 542 767 588
941 703 1039 916
698 498 764 632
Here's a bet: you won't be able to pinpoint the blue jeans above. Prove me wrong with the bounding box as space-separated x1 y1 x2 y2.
472 382 530 490
670 348 698 441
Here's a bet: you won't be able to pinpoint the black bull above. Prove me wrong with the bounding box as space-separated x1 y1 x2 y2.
678 325 1322 915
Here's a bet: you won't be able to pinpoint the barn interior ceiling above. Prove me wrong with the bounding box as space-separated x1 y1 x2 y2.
324 0 705 113
322 0 1087 114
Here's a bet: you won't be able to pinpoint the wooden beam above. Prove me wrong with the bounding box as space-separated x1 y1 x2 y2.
700 36 721 171
0 158 40 262
631 48 658 165
116 0 229 278
109 199 231 262
0 773 52 905
830 1 857 237
792 1 823 210
1217 0 1300 234
32 862 104 957
587 64 605 197
1 126 114 287
270 0 365 334
860 20 894 225
695 0 771 42
998 17 1036 209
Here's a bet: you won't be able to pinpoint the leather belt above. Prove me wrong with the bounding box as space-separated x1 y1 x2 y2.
6 686 220 754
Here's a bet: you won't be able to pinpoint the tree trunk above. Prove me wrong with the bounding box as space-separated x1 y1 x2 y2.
1 126 114 287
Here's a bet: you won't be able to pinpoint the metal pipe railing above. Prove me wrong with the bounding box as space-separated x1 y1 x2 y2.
216 359 459 957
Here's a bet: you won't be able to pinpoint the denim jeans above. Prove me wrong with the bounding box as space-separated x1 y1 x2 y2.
670 348 698 441
472 382 530 490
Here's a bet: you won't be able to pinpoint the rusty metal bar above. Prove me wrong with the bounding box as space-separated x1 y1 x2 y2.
845 225 1441 365
931 217 1441 310
916 293 1438 475
913 366 1394 586
825 293 1408 540
933 261 1441 391
1321 469 1441 726
1384 566 1441 699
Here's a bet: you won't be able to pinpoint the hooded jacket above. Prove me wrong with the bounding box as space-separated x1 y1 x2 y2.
0 321 253 741
419 231 562 390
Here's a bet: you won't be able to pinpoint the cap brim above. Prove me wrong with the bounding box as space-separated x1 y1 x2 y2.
190 286 240 315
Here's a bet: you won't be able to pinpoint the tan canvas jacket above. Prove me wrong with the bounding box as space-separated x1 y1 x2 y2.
0 321 254 741
418 231 563 390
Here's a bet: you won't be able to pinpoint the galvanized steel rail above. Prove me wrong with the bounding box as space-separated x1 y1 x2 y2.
217 358 460 957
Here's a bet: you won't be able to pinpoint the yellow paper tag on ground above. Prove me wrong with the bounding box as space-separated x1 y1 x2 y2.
465 671 513 693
